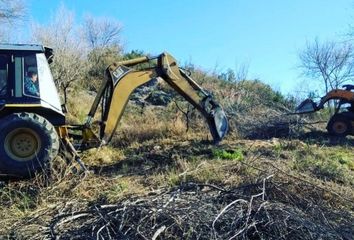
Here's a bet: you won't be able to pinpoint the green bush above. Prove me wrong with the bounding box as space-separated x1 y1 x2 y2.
212 149 244 161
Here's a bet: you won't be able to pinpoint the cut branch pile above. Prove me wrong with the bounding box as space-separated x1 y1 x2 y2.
234 106 325 139
234 108 298 139
46 177 350 240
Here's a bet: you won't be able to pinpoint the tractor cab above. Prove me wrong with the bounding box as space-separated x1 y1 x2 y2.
0 44 65 125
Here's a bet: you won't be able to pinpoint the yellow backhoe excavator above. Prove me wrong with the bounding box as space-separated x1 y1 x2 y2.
0 44 228 178
296 85 354 136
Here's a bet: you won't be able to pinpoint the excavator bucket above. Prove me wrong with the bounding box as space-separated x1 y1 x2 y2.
205 103 228 143
295 98 318 114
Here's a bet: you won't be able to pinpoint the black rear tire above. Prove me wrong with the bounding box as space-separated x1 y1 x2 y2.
0 112 59 178
326 114 352 137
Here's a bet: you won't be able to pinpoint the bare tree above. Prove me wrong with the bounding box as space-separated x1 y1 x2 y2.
83 15 122 49
82 16 123 91
0 0 26 23
0 0 26 42
235 61 249 82
299 38 354 95
31 5 87 104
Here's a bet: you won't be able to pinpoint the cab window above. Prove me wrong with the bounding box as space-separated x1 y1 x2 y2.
0 54 9 96
23 54 40 97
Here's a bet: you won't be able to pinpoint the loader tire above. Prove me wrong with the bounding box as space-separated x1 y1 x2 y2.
0 112 59 178
327 114 352 137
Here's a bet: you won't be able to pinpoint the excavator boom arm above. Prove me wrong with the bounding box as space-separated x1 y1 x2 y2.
295 88 354 114
317 89 354 109
86 52 228 144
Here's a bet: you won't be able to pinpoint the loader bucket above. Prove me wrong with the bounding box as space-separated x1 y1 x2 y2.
205 104 228 144
295 98 318 114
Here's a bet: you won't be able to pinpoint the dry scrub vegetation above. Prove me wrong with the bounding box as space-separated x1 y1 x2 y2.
0 70 353 239
0 2 353 239
1 137 353 239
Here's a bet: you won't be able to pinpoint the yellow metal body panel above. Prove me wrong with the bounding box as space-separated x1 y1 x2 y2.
160 53 203 111
5 104 42 107
87 52 228 144
103 70 157 143
56 125 100 149
56 126 69 139
109 56 149 69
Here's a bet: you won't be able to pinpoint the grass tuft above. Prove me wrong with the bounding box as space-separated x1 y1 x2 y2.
212 149 244 161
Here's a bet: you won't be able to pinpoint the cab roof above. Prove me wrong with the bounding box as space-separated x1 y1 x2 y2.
0 44 54 62
0 43 47 52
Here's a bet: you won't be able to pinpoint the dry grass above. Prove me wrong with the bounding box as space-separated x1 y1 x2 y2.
1 80 354 238
1 135 352 239
64 88 96 124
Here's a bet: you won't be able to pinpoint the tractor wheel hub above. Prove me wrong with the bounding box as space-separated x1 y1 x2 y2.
4 128 41 161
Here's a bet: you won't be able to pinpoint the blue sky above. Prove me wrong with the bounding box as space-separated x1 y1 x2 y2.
26 0 354 94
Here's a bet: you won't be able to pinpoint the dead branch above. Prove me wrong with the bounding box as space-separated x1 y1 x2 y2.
42 174 349 240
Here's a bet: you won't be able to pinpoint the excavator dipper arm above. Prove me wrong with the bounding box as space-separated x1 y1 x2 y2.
85 52 228 145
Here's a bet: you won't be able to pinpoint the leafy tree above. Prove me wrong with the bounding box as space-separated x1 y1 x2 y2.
86 46 122 91
218 68 236 82
218 62 249 83
123 50 145 60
